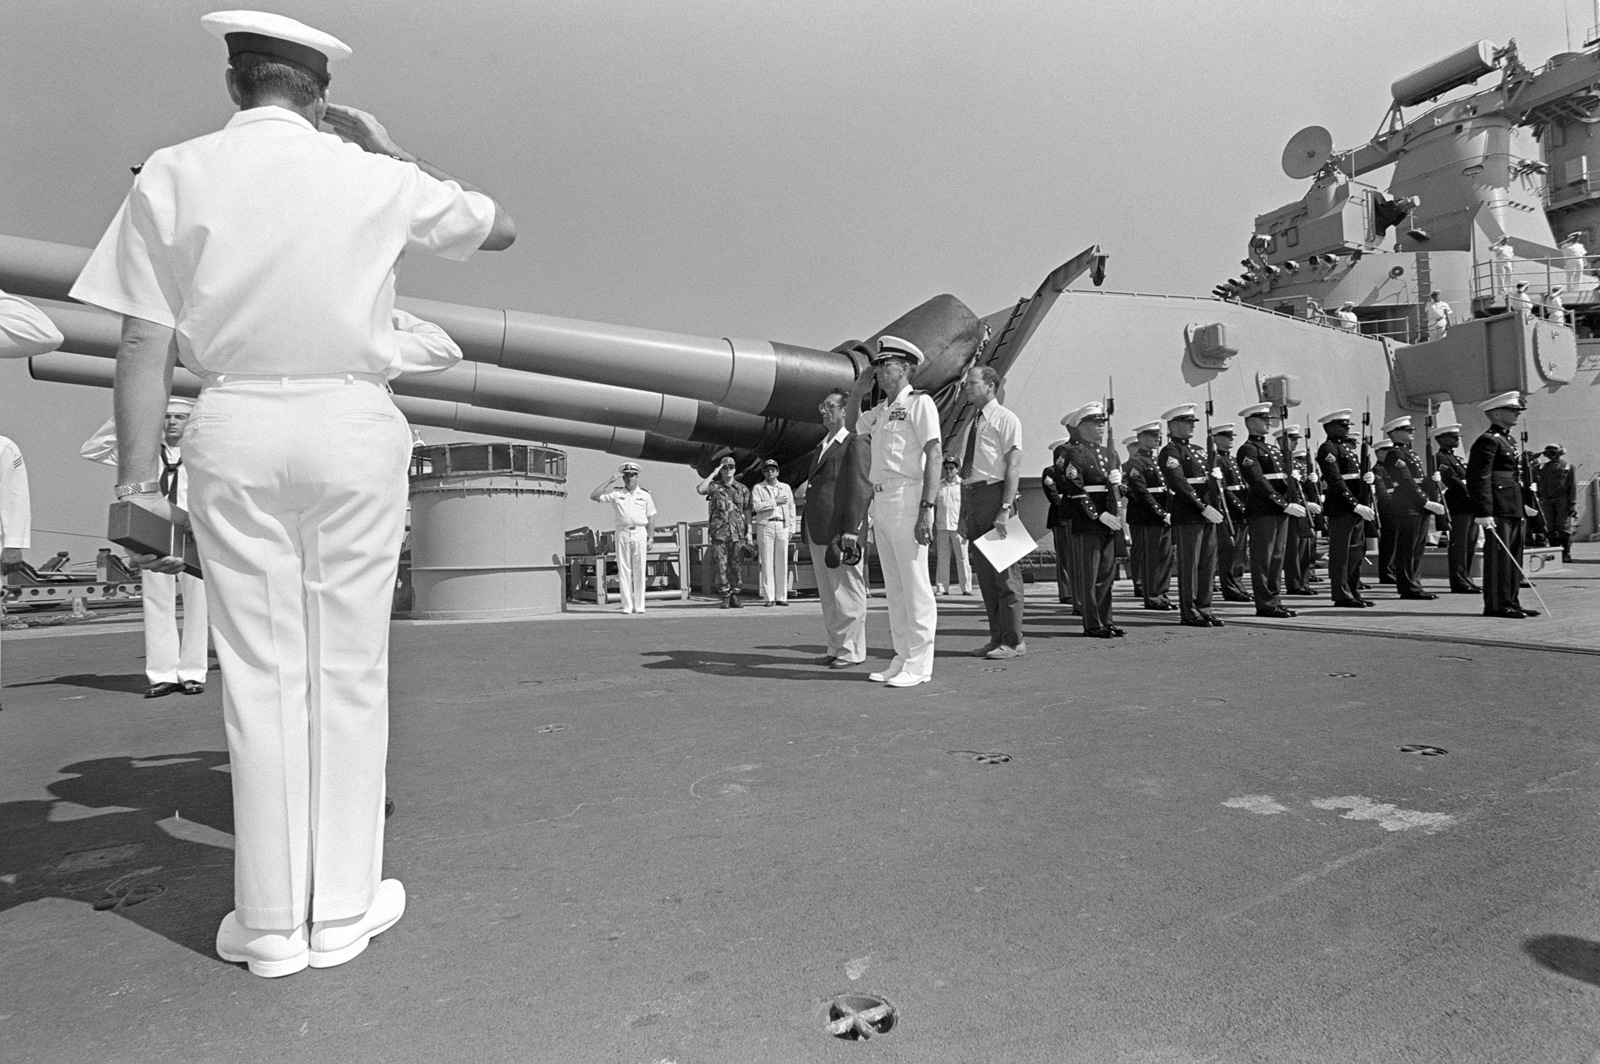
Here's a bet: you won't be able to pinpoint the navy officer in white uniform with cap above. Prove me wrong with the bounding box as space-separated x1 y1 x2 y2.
591 462 657 613
71 9 516 977
847 335 942 687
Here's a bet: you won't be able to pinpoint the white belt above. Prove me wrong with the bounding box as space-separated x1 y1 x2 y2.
1264 473 1287 480
1081 485 1109 493
1340 473 1362 480
1185 476 1210 484
201 370 388 388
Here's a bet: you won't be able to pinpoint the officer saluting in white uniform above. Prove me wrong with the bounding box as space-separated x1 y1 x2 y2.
71 10 515 978
847 335 942 687
590 462 656 613
81 397 211 697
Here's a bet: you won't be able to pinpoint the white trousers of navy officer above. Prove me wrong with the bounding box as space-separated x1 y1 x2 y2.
184 376 410 933
614 525 648 612
874 484 937 679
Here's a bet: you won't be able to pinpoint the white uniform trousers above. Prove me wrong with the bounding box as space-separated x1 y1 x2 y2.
756 520 790 603
873 483 937 679
183 377 410 931
807 536 866 662
933 528 970 592
614 525 648 612
141 570 209 684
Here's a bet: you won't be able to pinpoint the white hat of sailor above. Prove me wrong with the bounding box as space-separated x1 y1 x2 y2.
1318 408 1353 425
871 335 923 365
1133 421 1163 436
618 461 641 475
1239 402 1273 420
1209 422 1236 436
1381 416 1413 433
165 396 196 413
1478 390 1525 412
1061 401 1107 428
1162 403 1199 422
202 10 352 80
1432 423 1462 436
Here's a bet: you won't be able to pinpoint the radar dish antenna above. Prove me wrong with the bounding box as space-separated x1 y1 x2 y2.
1281 125 1334 180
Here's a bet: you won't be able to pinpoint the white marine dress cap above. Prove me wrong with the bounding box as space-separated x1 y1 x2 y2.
1238 402 1273 419
1162 403 1199 422
1477 391 1525 412
1318 408 1353 425
1381 416 1413 433
1432 423 1462 436
1062 401 1106 428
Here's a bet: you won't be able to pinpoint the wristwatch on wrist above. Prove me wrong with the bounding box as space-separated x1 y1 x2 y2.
919 500 937 510
114 481 162 499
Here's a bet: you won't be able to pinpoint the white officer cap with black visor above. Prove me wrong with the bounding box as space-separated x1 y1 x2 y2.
618 461 641 475
201 10 352 81
1061 402 1107 429
1209 422 1236 437
1161 403 1199 422
1478 391 1526 412
1238 402 1273 421
1381 416 1414 434
1431 423 1462 437
871 335 923 365
1133 420 1163 438
1318 408 1353 425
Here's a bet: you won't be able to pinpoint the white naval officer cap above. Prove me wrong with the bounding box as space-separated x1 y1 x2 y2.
1238 403 1273 420
1381 416 1413 433
201 10 352 80
1209 422 1236 436
1133 421 1163 436
1478 391 1526 412
1318 408 1353 425
1061 401 1107 428
1162 403 1199 422
871 335 923 365
1432 423 1462 436
618 461 641 474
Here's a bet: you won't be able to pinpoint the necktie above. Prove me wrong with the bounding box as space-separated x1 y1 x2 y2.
159 449 182 504
959 417 980 479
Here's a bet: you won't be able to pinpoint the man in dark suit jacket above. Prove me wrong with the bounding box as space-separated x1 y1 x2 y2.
803 388 873 667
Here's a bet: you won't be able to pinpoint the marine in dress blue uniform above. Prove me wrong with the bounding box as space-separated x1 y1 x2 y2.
1466 391 1541 618
1058 403 1126 637
1433 423 1479 593
1123 421 1174 610
1210 423 1250 601
1283 424 1323 595
1234 403 1307 617
1041 439 1075 605
1316 409 1378 607
1159 404 1225 627
1379 416 1445 599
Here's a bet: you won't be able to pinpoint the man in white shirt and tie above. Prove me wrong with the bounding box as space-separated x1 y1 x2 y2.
955 365 1025 659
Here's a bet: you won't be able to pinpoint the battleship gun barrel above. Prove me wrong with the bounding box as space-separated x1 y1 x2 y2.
0 234 983 424
27 351 707 463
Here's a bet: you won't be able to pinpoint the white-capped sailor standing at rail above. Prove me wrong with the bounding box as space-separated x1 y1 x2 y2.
591 462 656 613
81 397 211 697
846 335 942 687
70 10 516 977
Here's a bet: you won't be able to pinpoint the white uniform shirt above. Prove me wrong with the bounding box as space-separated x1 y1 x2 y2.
957 398 1023 485
934 479 962 532
0 436 30 548
70 106 495 376
857 385 941 486
0 289 63 359
598 486 656 529
751 480 796 526
389 308 463 379
1509 288 1535 315
1544 291 1568 324
1563 240 1587 270
1426 300 1453 331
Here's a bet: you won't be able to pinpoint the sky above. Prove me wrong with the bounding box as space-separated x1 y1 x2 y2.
0 0 1582 559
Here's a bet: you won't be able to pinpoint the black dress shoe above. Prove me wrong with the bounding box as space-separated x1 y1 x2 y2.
814 654 838 666
729 595 743 608
1357 599 1377 607
1520 580 1533 588
1107 625 1127 637
144 682 181 699
1377 576 1396 585
1357 582 1371 590
1519 608 1541 617
1399 592 1438 601
1202 614 1225 627
1285 587 1317 596
1256 607 1297 618
1180 617 1212 628
720 598 732 609
1483 607 1525 618
1450 585 1481 594
1222 593 1251 603
179 680 205 695
1143 601 1177 611
1083 627 1116 638
1333 600 1366 608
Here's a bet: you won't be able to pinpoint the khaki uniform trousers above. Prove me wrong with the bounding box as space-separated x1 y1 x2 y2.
185 376 410 931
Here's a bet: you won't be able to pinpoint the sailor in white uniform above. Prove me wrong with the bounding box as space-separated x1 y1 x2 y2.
590 462 656 612
70 9 515 978
81 397 211 697
847 335 942 687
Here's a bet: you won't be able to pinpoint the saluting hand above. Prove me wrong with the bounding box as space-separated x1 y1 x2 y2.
322 105 407 159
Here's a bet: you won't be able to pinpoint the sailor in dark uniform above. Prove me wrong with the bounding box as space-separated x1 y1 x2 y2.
1379 416 1446 599
1283 424 1322 595
1316 409 1378 607
1124 420 1174 610
1466 391 1542 618
1235 403 1307 617
1433 423 1479 593
1160 404 1225 626
1210 423 1250 601
1058 403 1126 637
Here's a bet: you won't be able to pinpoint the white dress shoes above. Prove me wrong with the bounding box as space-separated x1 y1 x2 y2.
884 673 931 688
309 878 407 969
215 912 309 978
868 658 905 683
